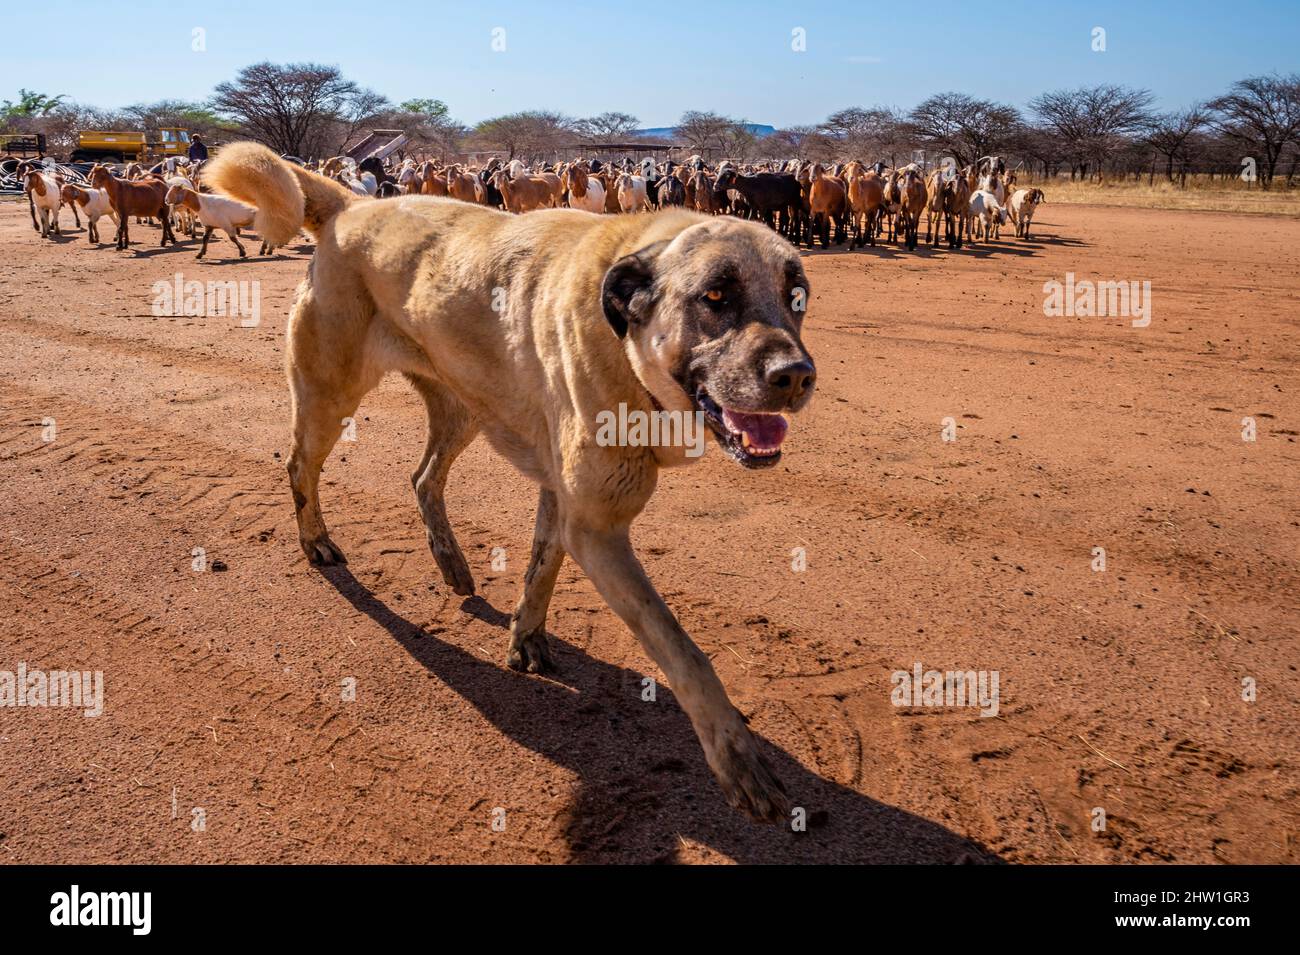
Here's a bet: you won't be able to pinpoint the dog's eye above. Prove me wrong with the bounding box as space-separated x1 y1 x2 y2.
703 290 725 304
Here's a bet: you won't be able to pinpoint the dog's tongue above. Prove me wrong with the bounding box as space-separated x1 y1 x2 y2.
722 408 788 449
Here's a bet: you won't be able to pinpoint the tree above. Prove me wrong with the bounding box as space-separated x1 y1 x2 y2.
766 126 828 160
334 87 393 153
212 62 375 157
577 111 640 144
1207 74 1300 188
2 89 66 122
908 92 1021 169
1030 84 1154 180
675 110 735 154
121 100 236 140
398 99 450 121
1143 107 1208 185
471 110 574 159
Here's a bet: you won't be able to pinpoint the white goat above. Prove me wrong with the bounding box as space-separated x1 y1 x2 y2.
164 183 260 259
1007 188 1045 239
616 174 650 213
165 175 199 237
969 190 1006 242
24 171 63 238
59 184 118 244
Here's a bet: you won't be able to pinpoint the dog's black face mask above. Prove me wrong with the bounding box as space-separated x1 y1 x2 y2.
601 220 816 469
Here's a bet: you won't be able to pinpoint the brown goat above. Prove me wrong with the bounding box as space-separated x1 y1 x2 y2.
91 165 176 250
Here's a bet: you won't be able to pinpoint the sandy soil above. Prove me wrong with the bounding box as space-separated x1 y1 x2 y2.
0 196 1296 864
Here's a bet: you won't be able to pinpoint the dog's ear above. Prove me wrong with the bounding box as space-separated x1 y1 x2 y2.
601 241 668 339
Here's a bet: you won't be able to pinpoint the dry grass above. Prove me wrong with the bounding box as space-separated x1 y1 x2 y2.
1020 174 1300 217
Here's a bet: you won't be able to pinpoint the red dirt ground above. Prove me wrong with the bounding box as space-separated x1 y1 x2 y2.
0 197 1296 863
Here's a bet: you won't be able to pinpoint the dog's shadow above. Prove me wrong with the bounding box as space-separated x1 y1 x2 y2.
322 566 1003 864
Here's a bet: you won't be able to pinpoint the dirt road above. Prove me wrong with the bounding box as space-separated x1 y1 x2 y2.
1 198 1296 863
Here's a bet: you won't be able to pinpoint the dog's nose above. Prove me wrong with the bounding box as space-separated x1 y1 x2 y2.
765 358 816 405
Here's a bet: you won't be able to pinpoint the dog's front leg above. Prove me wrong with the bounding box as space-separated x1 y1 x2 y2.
508 488 564 673
565 520 789 822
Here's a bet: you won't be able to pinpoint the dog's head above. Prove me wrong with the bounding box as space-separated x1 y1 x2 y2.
601 217 816 469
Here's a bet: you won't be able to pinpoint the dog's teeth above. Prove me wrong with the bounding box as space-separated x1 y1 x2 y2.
741 432 752 449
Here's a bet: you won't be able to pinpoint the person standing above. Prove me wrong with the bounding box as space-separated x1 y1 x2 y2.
188 134 209 163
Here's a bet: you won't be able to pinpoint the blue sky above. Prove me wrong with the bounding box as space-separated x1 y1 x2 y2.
2 0 1296 127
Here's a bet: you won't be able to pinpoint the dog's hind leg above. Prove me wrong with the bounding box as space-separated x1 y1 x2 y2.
507 488 564 673
286 294 383 567
406 374 478 595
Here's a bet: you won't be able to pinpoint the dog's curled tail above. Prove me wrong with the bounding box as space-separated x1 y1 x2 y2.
205 141 353 247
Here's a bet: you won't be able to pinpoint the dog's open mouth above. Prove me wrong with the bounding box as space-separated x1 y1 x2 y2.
695 389 788 468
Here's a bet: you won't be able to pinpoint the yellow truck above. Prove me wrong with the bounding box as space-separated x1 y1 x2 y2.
70 128 191 163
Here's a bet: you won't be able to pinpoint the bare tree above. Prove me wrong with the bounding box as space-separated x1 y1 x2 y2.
820 106 906 160
1143 107 1208 185
675 110 735 155
1208 74 1300 188
471 110 575 160
908 92 1022 168
577 111 640 144
212 62 367 157
766 125 829 161
1030 84 1154 181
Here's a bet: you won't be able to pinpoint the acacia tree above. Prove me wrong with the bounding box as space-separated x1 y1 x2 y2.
472 110 574 159
577 111 640 144
1208 74 1300 189
820 106 905 160
766 125 831 161
1143 107 1208 185
907 92 1021 168
1030 84 1154 180
675 110 735 155
387 100 463 159
212 62 378 157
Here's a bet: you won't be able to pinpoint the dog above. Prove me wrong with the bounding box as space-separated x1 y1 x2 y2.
207 142 817 822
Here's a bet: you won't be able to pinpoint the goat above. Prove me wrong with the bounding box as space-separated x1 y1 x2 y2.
23 170 62 238
164 183 259 259
165 175 199 238
1007 188 1045 239
92 166 175 248
968 190 1007 242
802 163 847 249
845 168 885 248
565 163 606 213
896 168 927 251
491 170 556 213
655 174 686 209
446 164 485 204
713 169 802 242
616 174 650 213
688 171 716 214
60 184 118 244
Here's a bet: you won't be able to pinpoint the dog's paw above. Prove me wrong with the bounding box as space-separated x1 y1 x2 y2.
426 534 475 596
303 534 347 566
507 627 555 674
709 723 790 824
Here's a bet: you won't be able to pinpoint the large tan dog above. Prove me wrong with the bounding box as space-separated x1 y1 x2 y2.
207 142 817 821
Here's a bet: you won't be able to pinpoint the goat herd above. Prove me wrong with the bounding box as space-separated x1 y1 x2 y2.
5 149 1046 259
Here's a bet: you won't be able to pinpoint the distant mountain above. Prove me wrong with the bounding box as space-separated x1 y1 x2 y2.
633 123 777 141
